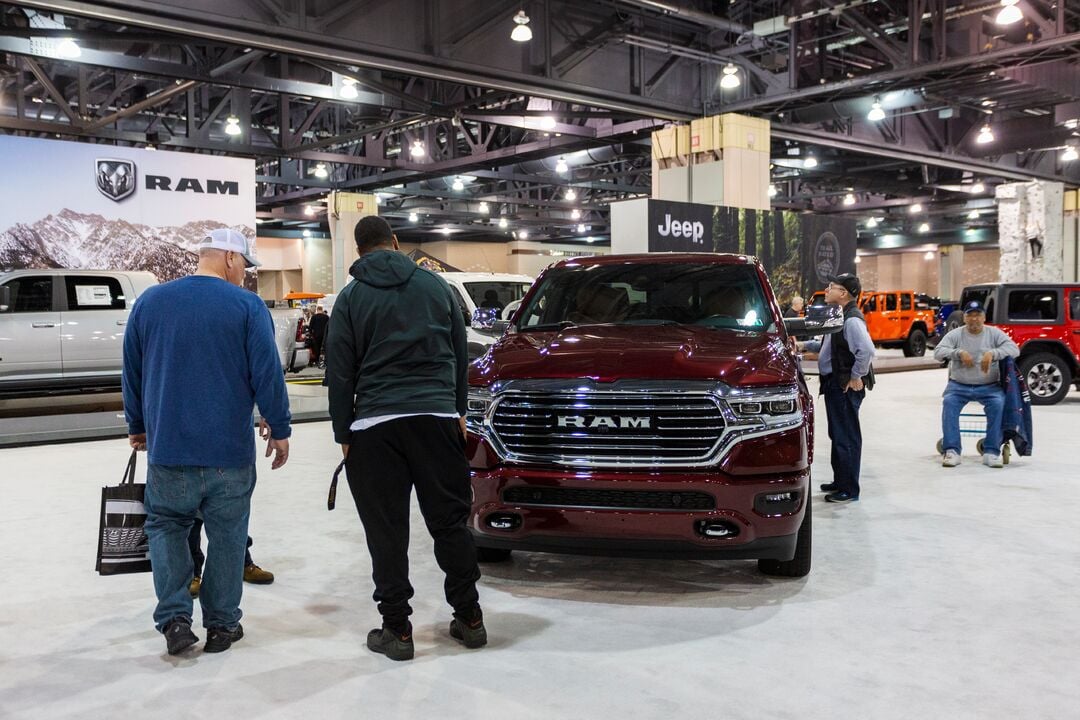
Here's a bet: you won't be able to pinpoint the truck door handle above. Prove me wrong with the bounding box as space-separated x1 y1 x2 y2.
32 322 57 328
116 320 127 326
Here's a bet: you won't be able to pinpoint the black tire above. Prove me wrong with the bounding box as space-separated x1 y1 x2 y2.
976 438 985 455
476 546 512 563
903 328 927 357
1020 352 1073 405
945 310 964 333
758 499 811 578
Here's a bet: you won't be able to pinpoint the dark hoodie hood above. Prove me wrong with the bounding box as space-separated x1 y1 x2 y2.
349 249 417 288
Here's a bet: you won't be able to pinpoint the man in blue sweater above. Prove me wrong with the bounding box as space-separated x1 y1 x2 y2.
326 216 483 662
123 228 291 656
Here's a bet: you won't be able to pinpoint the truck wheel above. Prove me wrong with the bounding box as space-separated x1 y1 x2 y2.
758 499 811 578
903 329 927 357
945 311 963 333
476 546 512 563
1020 352 1072 405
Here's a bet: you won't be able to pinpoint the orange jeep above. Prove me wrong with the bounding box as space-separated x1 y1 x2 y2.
807 289 933 356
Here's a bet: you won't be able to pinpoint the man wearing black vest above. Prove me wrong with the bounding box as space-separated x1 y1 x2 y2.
798 274 875 504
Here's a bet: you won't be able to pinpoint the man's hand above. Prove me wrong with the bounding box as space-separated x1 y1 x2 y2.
803 352 819 361
258 418 271 440
958 350 975 368
266 437 289 470
980 351 994 374
459 416 468 438
845 377 864 393
341 443 350 460
129 433 147 451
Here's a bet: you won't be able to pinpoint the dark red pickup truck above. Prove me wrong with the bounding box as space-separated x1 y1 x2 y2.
464 253 841 577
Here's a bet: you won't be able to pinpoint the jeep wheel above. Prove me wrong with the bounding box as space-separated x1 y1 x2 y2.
476 546 512 563
1020 352 1072 405
945 310 964 333
758 499 811 578
903 329 927 357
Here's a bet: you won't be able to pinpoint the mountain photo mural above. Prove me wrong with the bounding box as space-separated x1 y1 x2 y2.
0 209 255 283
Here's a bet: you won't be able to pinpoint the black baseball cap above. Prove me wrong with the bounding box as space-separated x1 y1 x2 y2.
963 300 985 314
827 273 861 297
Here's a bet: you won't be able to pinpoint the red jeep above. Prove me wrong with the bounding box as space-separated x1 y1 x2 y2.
465 253 842 577
951 283 1080 404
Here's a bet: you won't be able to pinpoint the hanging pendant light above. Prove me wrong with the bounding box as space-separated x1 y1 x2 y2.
976 124 995 144
867 100 886 122
224 115 242 136
720 64 741 90
511 10 532 42
995 0 1022 25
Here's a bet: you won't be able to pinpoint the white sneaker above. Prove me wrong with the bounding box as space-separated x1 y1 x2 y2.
983 453 1004 468
942 450 961 467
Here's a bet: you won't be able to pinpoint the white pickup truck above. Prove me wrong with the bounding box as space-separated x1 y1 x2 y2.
0 269 306 396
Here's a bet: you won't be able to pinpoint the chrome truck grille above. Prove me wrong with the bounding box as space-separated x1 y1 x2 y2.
489 389 726 467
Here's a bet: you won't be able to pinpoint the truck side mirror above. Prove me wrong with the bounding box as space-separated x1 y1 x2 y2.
784 304 844 339
0 286 10 313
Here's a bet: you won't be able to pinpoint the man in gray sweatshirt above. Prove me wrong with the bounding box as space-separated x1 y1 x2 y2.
932 300 1019 468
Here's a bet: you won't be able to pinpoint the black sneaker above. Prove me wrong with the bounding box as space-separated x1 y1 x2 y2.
825 491 859 504
820 482 838 493
366 623 414 661
203 624 244 653
449 611 487 649
163 617 198 656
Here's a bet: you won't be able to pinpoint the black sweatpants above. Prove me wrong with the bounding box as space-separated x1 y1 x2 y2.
345 415 480 630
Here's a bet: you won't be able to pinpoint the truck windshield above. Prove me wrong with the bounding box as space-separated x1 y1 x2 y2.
517 263 775 332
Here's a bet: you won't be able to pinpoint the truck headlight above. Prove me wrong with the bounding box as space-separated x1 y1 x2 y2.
725 387 801 428
466 387 493 433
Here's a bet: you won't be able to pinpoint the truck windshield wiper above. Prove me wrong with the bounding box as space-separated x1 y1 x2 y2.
617 319 680 326
524 321 577 331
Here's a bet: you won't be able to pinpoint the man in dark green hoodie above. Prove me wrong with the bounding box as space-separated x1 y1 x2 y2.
326 215 484 662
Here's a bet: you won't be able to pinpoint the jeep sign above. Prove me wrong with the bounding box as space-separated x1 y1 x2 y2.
647 199 714 253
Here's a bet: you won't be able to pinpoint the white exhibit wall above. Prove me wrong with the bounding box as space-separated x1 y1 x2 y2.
608 198 649 255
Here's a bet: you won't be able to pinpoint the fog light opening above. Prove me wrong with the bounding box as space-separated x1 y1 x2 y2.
486 513 522 531
695 520 740 539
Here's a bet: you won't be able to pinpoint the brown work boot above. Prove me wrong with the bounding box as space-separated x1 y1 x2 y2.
243 563 274 584
188 576 201 598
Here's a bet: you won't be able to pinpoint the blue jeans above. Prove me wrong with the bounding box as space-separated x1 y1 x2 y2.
144 464 255 632
941 381 1005 455
821 374 866 497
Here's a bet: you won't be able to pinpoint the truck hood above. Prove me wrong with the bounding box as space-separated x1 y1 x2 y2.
470 324 797 387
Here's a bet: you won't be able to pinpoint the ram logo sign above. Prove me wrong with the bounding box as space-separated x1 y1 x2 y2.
95 159 137 202
557 415 652 429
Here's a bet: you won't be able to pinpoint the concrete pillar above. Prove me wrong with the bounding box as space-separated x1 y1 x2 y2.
939 245 964 300
1065 190 1079 282
995 181 1065 283
328 191 377 291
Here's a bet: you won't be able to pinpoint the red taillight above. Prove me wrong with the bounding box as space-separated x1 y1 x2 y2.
295 318 305 342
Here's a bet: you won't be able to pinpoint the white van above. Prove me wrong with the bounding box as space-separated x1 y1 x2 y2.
439 272 534 359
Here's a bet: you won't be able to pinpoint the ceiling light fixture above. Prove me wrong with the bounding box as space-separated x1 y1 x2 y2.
720 64 741 90
867 99 886 122
498 217 508 229
313 163 329 179
996 0 1022 25
539 116 557 131
1062 145 1079 163
909 203 923 214
410 140 425 158
918 222 930 233
479 201 490 214
56 38 81 59
970 182 985 194
340 76 359 99
804 154 818 169
511 10 533 42
924 250 935 260
976 124 995 144
768 184 777 198
571 208 581 220
577 223 587 233
519 229 529 240
440 227 452 236
555 156 568 174
224 115 242 136
452 176 465 191
304 205 315 217
843 192 856 206
866 217 878 228
854 255 862 264
968 209 979 220
565 188 577 201
408 211 418 222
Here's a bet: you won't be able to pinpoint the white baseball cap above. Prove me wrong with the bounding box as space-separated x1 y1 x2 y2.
200 228 261 268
